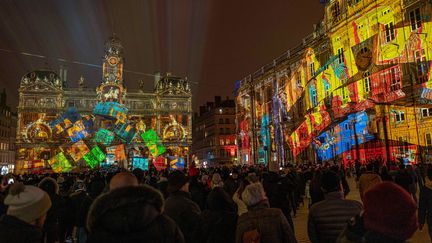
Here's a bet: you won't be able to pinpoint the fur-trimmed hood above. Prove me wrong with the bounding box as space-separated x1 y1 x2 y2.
87 185 164 235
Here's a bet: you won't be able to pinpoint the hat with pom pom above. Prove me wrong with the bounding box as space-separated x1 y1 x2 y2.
5 183 51 223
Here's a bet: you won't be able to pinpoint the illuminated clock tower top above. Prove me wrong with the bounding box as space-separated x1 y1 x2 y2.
103 35 124 84
97 35 126 104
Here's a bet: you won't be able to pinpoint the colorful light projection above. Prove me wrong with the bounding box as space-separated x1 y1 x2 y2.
66 140 90 162
132 157 148 171
50 107 82 134
169 156 185 170
93 102 128 121
48 152 72 172
67 120 90 143
141 129 166 157
113 121 136 144
83 146 106 169
260 115 270 164
106 144 126 164
313 111 374 162
153 156 167 171
94 128 115 146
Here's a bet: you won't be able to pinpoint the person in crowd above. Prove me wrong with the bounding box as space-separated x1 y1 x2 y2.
196 187 237 243
358 163 382 201
418 167 432 240
86 185 184 243
189 174 210 210
236 182 297 243
132 168 145 184
157 170 169 199
379 166 393 181
69 177 105 243
224 170 240 197
109 172 138 190
406 165 419 203
164 170 201 243
38 177 67 243
0 183 52 243
395 164 414 194
308 171 363 243
232 178 250 216
337 182 418 243
211 172 224 189
309 168 324 206
262 170 294 232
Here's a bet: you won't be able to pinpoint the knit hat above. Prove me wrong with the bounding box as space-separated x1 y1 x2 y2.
5 183 52 223
241 182 268 207
363 182 417 240
167 171 189 193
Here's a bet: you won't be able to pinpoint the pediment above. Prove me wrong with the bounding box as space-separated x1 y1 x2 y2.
20 80 61 92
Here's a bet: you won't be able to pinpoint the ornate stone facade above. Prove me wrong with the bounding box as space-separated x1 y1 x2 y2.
16 37 192 172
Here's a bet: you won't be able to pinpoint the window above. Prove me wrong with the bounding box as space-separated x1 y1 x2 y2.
342 88 349 100
426 133 432 147
220 139 224 145
225 118 229 124
68 101 75 107
225 128 230 134
331 2 340 20
310 62 315 77
390 67 401 91
363 71 371 93
311 89 318 106
226 138 230 144
385 22 395 43
422 108 432 118
409 8 422 31
324 82 330 97
415 50 429 83
219 128 224 134
395 111 405 122
219 118 223 124
296 73 302 87
337 48 345 64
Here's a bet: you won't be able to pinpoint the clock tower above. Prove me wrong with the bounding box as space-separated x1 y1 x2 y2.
97 35 126 103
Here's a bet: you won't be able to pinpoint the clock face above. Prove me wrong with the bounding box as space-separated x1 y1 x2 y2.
108 57 118 66
355 47 372 71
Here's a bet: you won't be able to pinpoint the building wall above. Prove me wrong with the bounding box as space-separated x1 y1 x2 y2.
193 97 237 166
236 0 432 166
0 96 16 174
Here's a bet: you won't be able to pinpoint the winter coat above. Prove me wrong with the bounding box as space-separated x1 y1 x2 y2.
232 190 248 216
0 214 43 243
236 200 297 243
308 191 363 243
337 215 408 243
87 185 184 243
224 177 240 197
263 172 292 221
418 179 432 226
395 171 414 193
358 172 382 200
69 190 92 227
164 190 201 243
189 179 210 210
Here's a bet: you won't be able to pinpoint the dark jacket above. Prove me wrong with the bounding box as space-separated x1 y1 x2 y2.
223 177 240 197
69 190 92 227
308 191 363 243
197 187 237 243
87 185 184 243
395 170 413 193
164 190 201 243
263 172 292 221
236 200 297 243
337 215 407 243
0 215 43 243
418 183 432 226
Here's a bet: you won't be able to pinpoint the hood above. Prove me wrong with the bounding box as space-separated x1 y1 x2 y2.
425 177 432 190
87 185 164 235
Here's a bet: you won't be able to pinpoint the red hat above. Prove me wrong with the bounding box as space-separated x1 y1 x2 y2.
363 182 417 240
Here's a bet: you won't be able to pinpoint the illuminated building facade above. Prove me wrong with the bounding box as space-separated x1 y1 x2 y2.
192 96 237 166
16 36 192 172
236 0 432 168
0 90 16 174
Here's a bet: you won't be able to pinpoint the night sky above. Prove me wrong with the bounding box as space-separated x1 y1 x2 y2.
0 0 324 111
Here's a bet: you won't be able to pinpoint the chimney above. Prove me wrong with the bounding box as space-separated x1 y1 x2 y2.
154 71 161 89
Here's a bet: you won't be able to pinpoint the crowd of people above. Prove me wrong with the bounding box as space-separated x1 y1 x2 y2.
0 160 428 243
